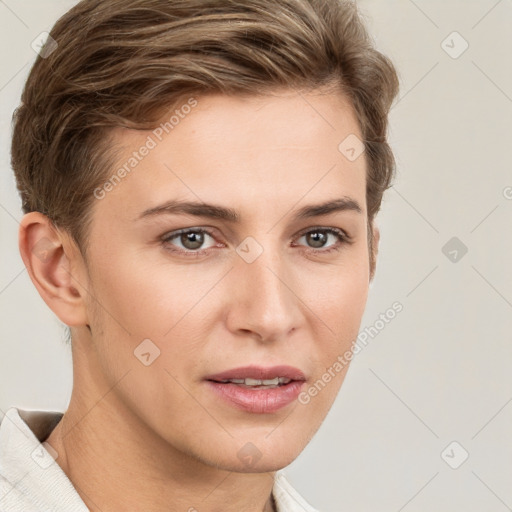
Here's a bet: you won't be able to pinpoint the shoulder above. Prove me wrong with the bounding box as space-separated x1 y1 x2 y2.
0 407 88 512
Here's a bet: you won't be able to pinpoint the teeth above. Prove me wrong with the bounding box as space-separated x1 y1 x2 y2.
218 377 292 386
246 377 268 385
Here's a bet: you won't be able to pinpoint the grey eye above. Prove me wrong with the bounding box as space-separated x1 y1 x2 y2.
304 231 329 248
162 229 216 252
180 231 205 250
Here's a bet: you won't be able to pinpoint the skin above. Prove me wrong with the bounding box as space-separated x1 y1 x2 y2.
19 88 379 512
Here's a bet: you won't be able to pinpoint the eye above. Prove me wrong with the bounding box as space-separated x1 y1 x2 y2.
293 227 351 254
161 226 352 258
161 228 218 256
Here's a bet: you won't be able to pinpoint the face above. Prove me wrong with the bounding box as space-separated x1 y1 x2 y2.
78 89 373 472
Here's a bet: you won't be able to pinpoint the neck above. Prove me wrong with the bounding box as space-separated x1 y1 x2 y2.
45 337 277 512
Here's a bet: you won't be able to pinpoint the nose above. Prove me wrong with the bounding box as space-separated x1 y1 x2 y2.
225 242 303 342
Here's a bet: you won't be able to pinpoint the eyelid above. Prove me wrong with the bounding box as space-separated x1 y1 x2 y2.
161 227 219 247
291 226 352 255
295 225 352 242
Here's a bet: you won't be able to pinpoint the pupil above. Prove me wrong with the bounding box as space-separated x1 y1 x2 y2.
307 231 327 248
182 231 204 250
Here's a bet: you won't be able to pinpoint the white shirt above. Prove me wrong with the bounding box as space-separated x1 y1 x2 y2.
0 407 319 512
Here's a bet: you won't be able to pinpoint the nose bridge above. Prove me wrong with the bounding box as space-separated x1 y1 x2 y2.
228 236 301 339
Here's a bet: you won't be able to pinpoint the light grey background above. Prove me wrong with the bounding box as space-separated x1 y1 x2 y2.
1 1 511 511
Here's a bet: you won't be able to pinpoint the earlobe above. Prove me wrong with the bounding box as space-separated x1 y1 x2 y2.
18 212 89 327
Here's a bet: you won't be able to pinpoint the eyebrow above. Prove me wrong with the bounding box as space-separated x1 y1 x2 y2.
138 196 363 222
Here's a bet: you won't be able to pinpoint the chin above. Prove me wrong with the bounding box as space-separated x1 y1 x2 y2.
201 434 310 473
214 453 298 474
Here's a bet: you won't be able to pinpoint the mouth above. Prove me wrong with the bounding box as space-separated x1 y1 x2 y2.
204 364 306 383
204 365 306 413
206 376 294 389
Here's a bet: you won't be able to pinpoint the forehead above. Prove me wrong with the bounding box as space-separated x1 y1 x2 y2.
96 89 367 222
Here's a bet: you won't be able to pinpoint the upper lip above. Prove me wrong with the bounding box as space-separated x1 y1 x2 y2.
205 365 306 382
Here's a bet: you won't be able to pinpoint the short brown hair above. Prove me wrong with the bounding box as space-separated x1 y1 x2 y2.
11 0 399 277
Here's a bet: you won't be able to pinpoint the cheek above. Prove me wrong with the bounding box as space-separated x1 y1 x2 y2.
300 273 368 417
85 249 223 380
303 253 369 378
87 249 186 335
308 255 369 327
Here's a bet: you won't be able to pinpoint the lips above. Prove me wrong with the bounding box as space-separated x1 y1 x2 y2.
205 365 306 382
204 365 307 413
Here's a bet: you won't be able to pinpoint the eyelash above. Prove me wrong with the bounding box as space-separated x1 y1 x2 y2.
161 226 352 257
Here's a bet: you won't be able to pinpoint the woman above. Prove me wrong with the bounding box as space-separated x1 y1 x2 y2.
1 0 399 510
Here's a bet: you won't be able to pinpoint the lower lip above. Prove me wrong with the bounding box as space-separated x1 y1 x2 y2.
205 380 305 413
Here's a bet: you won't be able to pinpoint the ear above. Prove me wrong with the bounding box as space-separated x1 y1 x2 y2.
369 223 380 283
18 212 89 327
